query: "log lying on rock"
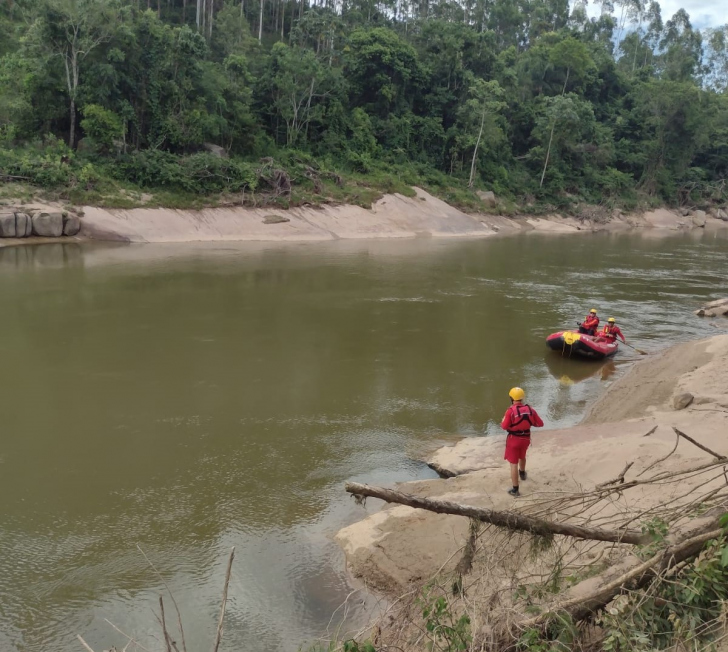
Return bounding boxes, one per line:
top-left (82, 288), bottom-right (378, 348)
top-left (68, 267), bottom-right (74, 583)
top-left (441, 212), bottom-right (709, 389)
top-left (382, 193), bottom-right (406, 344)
top-left (345, 482), bottom-right (649, 545)
top-left (518, 505), bottom-right (727, 627)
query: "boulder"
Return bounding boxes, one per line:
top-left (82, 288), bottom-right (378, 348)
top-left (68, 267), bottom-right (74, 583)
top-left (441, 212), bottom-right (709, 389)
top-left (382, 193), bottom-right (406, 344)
top-left (32, 212), bottom-right (63, 237)
top-left (672, 392), bottom-right (694, 410)
top-left (263, 214), bottom-right (290, 224)
top-left (716, 208), bottom-right (728, 221)
top-left (14, 212), bottom-right (31, 237)
top-left (476, 190), bottom-right (497, 208)
top-left (695, 298), bottom-right (728, 318)
top-left (692, 210), bottom-right (707, 227)
top-left (62, 213), bottom-right (81, 236)
top-left (203, 142), bottom-right (228, 158)
top-left (0, 212), bottom-right (16, 237)
top-left (679, 208), bottom-right (691, 217)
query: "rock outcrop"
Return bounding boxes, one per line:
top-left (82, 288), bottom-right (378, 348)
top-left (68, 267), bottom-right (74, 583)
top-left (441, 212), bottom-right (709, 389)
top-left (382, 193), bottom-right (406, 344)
top-left (0, 212), bottom-right (16, 237)
top-left (32, 212), bottom-right (64, 237)
top-left (62, 213), bottom-right (81, 236)
top-left (695, 298), bottom-right (728, 318)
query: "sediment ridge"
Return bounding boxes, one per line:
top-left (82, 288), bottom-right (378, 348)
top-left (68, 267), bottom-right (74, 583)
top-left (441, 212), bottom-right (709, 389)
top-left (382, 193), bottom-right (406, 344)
top-left (0, 188), bottom-right (727, 245)
top-left (335, 333), bottom-right (728, 596)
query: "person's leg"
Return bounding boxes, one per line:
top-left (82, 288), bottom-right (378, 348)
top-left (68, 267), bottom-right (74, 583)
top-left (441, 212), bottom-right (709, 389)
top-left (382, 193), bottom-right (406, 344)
top-left (519, 455), bottom-right (527, 480)
top-left (510, 463), bottom-right (519, 488)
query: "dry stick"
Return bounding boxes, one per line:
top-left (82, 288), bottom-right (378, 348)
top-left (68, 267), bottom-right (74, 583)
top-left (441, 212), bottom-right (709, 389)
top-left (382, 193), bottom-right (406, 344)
top-left (673, 427), bottom-right (727, 461)
top-left (160, 596), bottom-right (173, 652)
top-left (596, 462), bottom-right (635, 489)
top-left (137, 544), bottom-right (188, 652)
top-left (636, 429), bottom-right (680, 478)
top-left (213, 546), bottom-right (236, 652)
top-left (520, 525), bottom-right (724, 628)
top-left (103, 618), bottom-right (154, 652)
top-left (345, 482), bottom-right (649, 545)
top-left (76, 635), bottom-right (96, 652)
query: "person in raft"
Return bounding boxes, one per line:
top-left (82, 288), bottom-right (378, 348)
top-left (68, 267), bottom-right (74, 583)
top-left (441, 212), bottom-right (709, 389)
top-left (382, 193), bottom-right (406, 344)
top-left (501, 387), bottom-right (544, 497)
top-left (578, 308), bottom-right (600, 336)
top-left (598, 317), bottom-right (626, 344)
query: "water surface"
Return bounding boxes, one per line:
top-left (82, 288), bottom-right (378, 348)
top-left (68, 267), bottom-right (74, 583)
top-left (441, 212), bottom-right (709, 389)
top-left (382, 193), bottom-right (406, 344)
top-left (0, 231), bottom-right (726, 652)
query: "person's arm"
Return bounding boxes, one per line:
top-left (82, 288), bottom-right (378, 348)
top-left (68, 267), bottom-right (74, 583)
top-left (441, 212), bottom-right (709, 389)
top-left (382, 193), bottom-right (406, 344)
top-left (501, 410), bottom-right (512, 430)
top-left (618, 328), bottom-right (626, 343)
top-left (531, 409), bottom-right (545, 428)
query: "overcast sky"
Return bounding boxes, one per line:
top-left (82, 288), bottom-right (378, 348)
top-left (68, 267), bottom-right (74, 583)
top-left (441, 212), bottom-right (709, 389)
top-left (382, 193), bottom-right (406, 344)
top-left (586, 0), bottom-right (725, 30)
top-left (658, 0), bottom-right (724, 28)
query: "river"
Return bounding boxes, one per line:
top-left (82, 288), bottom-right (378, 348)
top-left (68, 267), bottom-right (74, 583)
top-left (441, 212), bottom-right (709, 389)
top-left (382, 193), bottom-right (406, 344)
top-left (0, 231), bottom-right (726, 652)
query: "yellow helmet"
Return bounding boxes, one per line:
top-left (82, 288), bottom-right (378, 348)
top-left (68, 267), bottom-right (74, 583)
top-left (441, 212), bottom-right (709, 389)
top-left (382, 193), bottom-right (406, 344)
top-left (608, 317), bottom-right (616, 323)
top-left (590, 308), bottom-right (597, 314)
top-left (509, 387), bottom-right (525, 401)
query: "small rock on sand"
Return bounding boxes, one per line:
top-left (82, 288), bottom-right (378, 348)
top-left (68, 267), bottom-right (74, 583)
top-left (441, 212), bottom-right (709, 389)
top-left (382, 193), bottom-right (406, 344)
top-left (672, 392), bottom-right (694, 410)
top-left (263, 215), bottom-right (290, 224)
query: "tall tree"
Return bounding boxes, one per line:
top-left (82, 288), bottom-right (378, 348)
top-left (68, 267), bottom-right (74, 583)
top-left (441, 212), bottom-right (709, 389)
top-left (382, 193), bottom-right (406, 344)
top-left (28, 0), bottom-right (120, 147)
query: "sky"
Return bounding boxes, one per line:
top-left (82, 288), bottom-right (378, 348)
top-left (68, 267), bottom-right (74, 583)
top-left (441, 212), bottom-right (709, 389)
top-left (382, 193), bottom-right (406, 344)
top-left (657, 0), bottom-right (724, 29)
top-left (585, 0), bottom-right (725, 30)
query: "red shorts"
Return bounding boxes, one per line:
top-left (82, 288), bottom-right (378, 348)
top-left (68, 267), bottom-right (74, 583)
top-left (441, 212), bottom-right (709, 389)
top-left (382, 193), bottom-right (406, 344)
top-left (504, 435), bottom-right (531, 464)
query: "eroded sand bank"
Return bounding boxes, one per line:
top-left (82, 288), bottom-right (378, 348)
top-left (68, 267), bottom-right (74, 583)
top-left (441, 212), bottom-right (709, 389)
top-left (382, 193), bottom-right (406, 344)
top-left (74, 189), bottom-right (728, 243)
top-left (336, 334), bottom-right (728, 596)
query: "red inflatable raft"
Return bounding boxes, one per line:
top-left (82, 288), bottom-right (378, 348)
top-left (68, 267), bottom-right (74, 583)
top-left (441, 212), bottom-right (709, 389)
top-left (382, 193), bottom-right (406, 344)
top-left (546, 330), bottom-right (619, 360)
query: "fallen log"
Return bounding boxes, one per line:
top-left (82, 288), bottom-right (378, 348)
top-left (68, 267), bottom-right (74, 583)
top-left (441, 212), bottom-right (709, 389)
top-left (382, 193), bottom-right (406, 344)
top-left (518, 506), bottom-right (727, 628)
top-left (345, 482), bottom-right (649, 545)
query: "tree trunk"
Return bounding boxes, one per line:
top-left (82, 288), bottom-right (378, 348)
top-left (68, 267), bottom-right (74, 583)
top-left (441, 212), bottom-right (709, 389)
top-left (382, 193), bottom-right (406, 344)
top-left (468, 100), bottom-right (487, 188)
top-left (69, 98), bottom-right (76, 149)
top-left (540, 66), bottom-right (569, 188)
top-left (345, 482), bottom-right (648, 545)
top-left (258, 0), bottom-right (264, 42)
top-left (519, 507), bottom-right (727, 628)
top-left (539, 120), bottom-right (556, 188)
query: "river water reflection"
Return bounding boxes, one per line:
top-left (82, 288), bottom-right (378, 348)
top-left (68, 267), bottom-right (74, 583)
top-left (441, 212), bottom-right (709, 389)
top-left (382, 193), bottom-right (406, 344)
top-left (0, 231), bottom-right (726, 652)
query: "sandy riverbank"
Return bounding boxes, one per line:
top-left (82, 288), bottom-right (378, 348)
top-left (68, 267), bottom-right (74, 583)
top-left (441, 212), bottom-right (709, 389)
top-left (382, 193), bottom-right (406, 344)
top-left (0, 188), bottom-right (726, 245)
top-left (335, 334), bottom-right (728, 596)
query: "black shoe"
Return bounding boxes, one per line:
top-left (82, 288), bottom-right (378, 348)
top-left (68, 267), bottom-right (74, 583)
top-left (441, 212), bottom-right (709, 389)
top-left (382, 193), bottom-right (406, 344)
top-left (519, 470), bottom-right (527, 481)
top-left (507, 487), bottom-right (520, 497)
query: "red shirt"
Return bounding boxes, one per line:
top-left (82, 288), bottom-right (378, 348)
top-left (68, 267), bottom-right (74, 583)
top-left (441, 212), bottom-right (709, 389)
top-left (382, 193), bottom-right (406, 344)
top-left (582, 315), bottom-right (600, 331)
top-left (601, 324), bottom-right (625, 342)
top-left (501, 403), bottom-right (544, 433)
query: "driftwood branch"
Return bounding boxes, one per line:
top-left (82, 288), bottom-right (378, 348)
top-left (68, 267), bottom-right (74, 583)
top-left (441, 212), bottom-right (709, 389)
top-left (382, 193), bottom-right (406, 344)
top-left (212, 546), bottom-right (235, 652)
top-left (76, 635), bottom-right (95, 652)
top-left (673, 427), bottom-right (727, 461)
top-left (160, 596), bottom-right (173, 652)
top-left (597, 462), bottom-right (634, 488)
top-left (519, 508), bottom-right (726, 628)
top-left (137, 545), bottom-right (188, 652)
top-left (345, 482), bottom-right (648, 545)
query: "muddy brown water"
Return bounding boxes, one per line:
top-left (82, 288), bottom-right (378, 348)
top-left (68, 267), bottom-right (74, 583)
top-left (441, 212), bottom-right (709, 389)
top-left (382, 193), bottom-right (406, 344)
top-left (0, 231), bottom-right (727, 652)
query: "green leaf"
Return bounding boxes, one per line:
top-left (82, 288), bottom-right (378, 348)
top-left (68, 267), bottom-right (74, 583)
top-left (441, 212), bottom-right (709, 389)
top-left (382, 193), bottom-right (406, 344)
top-left (720, 546), bottom-right (728, 567)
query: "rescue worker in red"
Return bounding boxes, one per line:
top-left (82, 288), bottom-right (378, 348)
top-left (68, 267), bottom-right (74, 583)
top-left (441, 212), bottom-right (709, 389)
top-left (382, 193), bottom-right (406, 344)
top-left (598, 317), bottom-right (626, 344)
top-left (500, 387), bottom-right (544, 497)
top-left (578, 308), bottom-right (600, 336)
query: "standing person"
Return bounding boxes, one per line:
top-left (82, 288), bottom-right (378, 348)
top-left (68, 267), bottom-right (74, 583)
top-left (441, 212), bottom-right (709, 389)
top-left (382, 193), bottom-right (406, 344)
top-left (501, 387), bottom-right (544, 497)
top-left (598, 317), bottom-right (626, 343)
top-left (578, 309), bottom-right (600, 336)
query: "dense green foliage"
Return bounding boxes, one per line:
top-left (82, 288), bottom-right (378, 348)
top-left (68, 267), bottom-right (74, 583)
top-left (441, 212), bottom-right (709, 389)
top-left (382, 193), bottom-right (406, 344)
top-left (0, 0), bottom-right (726, 208)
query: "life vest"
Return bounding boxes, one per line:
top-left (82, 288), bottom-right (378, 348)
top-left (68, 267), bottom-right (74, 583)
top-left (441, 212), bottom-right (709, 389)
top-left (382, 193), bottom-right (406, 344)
top-left (602, 324), bottom-right (616, 337)
top-left (507, 404), bottom-right (534, 436)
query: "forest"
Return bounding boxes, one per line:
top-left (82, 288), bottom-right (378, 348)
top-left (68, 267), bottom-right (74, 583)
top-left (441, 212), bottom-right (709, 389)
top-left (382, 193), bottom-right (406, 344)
top-left (0, 0), bottom-right (726, 210)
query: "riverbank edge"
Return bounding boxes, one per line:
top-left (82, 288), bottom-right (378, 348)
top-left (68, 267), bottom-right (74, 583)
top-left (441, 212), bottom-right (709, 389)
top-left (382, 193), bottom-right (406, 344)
top-left (1, 187), bottom-right (726, 246)
top-left (335, 333), bottom-right (728, 597)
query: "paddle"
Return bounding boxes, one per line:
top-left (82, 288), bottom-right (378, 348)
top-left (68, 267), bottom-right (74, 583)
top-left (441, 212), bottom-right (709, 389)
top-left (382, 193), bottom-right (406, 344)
top-left (622, 340), bottom-right (648, 356)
